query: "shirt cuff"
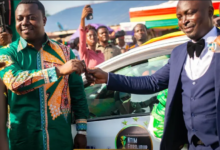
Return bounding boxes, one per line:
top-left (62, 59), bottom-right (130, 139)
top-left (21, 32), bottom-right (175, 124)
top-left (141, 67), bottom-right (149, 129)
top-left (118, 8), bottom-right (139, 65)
top-left (76, 119), bottom-right (87, 131)
top-left (77, 131), bottom-right (87, 136)
top-left (42, 67), bottom-right (58, 84)
top-left (107, 73), bottom-right (110, 85)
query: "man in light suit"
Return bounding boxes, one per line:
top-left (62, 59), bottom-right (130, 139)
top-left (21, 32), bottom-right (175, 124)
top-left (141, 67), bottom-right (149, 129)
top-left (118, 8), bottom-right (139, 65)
top-left (86, 1), bottom-right (220, 150)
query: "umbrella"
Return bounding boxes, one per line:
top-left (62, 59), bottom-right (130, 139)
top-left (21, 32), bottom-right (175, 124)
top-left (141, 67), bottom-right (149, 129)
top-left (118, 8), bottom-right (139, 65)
top-left (70, 30), bottom-right (80, 42)
top-left (69, 23), bottom-right (114, 41)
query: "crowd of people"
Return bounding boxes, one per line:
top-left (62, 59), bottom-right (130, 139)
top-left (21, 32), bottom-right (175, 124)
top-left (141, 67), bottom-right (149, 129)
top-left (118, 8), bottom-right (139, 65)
top-left (56, 5), bottom-right (151, 69)
top-left (55, 3), bottom-right (220, 70)
top-left (50, 2), bottom-right (220, 71)
top-left (0, 2), bottom-right (155, 69)
top-left (1, 0), bottom-right (220, 150)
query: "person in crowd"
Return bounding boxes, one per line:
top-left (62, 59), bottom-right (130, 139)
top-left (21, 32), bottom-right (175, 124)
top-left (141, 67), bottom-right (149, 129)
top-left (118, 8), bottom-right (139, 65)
top-left (86, 0), bottom-right (220, 150)
top-left (0, 62), bottom-right (8, 150)
top-left (0, 26), bottom-right (13, 48)
top-left (79, 5), bottom-right (104, 68)
top-left (213, 15), bottom-right (220, 27)
top-left (129, 23), bottom-right (148, 49)
top-left (213, 4), bottom-right (220, 27)
top-left (128, 36), bottom-right (137, 48)
top-left (96, 26), bottom-right (121, 61)
top-left (70, 37), bottom-right (80, 60)
top-left (213, 5), bottom-right (220, 27)
top-left (116, 35), bottom-right (129, 53)
top-left (0, 0), bottom-right (89, 150)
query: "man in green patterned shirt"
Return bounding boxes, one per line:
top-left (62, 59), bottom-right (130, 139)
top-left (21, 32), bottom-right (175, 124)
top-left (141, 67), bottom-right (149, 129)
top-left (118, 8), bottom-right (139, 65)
top-left (0, 0), bottom-right (89, 150)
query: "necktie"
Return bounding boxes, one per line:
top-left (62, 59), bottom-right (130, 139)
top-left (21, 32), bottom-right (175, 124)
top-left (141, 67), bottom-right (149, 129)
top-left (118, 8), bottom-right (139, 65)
top-left (187, 39), bottom-right (205, 58)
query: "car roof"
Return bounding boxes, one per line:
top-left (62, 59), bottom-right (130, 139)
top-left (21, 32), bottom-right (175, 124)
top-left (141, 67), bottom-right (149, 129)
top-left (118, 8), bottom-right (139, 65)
top-left (82, 32), bottom-right (189, 84)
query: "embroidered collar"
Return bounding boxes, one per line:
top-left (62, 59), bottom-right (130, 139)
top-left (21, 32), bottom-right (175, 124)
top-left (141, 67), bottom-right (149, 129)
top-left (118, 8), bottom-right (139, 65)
top-left (17, 34), bottom-right (50, 52)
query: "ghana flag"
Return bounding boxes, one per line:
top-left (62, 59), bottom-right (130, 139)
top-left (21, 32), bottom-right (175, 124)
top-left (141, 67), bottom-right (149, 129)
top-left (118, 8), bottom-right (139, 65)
top-left (129, 1), bottom-right (220, 29)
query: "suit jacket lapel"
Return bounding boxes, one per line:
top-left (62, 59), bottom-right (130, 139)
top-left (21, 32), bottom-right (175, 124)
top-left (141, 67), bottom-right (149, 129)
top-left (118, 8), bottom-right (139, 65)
top-left (215, 28), bottom-right (220, 106)
top-left (214, 53), bottom-right (220, 106)
top-left (166, 44), bottom-right (187, 118)
top-left (166, 27), bottom-right (220, 110)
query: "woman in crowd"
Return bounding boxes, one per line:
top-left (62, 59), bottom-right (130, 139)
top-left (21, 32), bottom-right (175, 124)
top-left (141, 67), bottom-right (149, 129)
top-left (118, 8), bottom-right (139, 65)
top-left (70, 37), bottom-right (80, 60)
top-left (79, 5), bottom-right (104, 68)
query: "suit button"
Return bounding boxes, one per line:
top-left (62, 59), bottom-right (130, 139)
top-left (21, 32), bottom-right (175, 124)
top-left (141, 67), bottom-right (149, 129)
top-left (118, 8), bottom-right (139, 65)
top-left (192, 129), bottom-right (196, 132)
top-left (191, 97), bottom-right (194, 101)
top-left (191, 113), bottom-right (195, 117)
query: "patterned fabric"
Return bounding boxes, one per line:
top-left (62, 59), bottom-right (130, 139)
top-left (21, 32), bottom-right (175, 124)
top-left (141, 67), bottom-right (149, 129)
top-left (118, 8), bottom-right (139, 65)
top-left (0, 36), bottom-right (89, 150)
top-left (47, 67), bottom-right (58, 83)
top-left (152, 89), bottom-right (168, 138)
top-left (76, 123), bottom-right (87, 131)
top-left (0, 55), bottom-right (14, 70)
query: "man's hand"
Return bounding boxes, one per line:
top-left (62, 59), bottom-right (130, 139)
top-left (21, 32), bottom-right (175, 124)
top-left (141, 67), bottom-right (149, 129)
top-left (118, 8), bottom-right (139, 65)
top-left (73, 134), bottom-right (87, 149)
top-left (86, 68), bottom-right (108, 85)
top-left (81, 5), bottom-right (93, 20)
top-left (0, 32), bottom-right (11, 46)
top-left (56, 59), bottom-right (85, 76)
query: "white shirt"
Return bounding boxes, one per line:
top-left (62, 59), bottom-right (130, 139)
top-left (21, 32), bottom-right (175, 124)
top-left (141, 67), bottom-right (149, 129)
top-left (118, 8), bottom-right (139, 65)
top-left (184, 27), bottom-right (218, 80)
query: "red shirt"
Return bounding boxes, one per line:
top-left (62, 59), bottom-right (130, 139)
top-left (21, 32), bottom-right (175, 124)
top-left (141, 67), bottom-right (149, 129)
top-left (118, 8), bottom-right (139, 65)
top-left (79, 25), bottom-right (105, 68)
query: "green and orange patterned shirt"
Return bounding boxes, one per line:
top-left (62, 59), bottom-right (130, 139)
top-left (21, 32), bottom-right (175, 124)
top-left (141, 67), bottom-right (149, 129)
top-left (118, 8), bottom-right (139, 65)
top-left (0, 36), bottom-right (89, 150)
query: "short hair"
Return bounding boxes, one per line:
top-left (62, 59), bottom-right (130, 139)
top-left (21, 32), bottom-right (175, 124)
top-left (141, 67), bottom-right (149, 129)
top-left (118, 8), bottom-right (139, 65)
top-left (97, 26), bottom-right (109, 33)
top-left (74, 37), bottom-right (79, 46)
top-left (5, 25), bottom-right (12, 35)
top-left (86, 25), bottom-right (97, 33)
top-left (70, 37), bottom-right (79, 50)
top-left (133, 23), bottom-right (147, 32)
top-left (16, 0), bottom-right (46, 17)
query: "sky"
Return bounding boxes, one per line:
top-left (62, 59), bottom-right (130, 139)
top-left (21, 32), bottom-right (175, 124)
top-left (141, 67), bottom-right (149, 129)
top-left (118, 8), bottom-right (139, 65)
top-left (41, 1), bottom-right (106, 15)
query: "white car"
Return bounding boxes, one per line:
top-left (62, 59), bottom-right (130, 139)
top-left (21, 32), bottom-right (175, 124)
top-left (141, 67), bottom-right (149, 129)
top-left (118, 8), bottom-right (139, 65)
top-left (72, 33), bottom-right (189, 149)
